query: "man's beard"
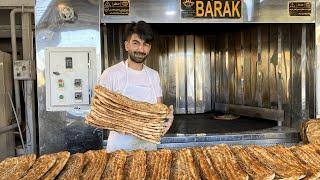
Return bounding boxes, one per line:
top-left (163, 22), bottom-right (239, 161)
top-left (128, 51), bottom-right (148, 63)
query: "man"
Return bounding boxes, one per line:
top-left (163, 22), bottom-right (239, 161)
top-left (99, 21), bottom-right (174, 152)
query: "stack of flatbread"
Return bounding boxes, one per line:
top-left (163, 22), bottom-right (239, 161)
top-left (85, 85), bottom-right (169, 144)
top-left (301, 119), bottom-right (320, 144)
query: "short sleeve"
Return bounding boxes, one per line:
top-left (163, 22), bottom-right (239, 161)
top-left (154, 72), bottom-right (163, 97)
top-left (99, 69), bottom-right (113, 91)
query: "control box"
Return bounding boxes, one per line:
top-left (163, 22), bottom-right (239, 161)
top-left (45, 47), bottom-right (96, 111)
top-left (13, 60), bottom-right (36, 80)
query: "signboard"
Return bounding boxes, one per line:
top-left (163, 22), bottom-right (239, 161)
top-left (289, 2), bottom-right (311, 16)
top-left (103, 0), bottom-right (130, 15)
top-left (181, 0), bottom-right (241, 18)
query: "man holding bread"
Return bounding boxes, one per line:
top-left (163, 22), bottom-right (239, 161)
top-left (99, 21), bottom-right (174, 152)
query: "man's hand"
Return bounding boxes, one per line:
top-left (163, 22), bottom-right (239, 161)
top-left (162, 105), bottom-right (174, 135)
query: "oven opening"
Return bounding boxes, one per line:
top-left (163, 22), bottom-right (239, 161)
top-left (102, 23), bottom-right (315, 147)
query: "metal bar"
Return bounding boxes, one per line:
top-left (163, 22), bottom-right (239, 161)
top-left (282, 24), bottom-right (292, 127)
top-left (277, 26), bottom-right (283, 126)
top-left (210, 36), bottom-right (215, 109)
top-left (307, 24), bottom-right (316, 118)
top-left (186, 35), bottom-right (194, 113)
top-left (204, 36), bottom-right (211, 112)
top-left (316, 0), bottom-right (320, 118)
top-left (301, 24), bottom-right (307, 119)
top-left (0, 0), bottom-right (34, 7)
top-left (250, 28), bottom-right (258, 106)
top-left (215, 103), bottom-right (285, 121)
top-left (22, 11), bottom-right (36, 154)
top-left (291, 24), bottom-right (303, 128)
top-left (8, 92), bottom-right (25, 153)
top-left (10, 8), bottom-right (34, 154)
top-left (195, 35), bottom-right (206, 113)
top-left (243, 30), bottom-right (251, 105)
top-left (261, 25), bottom-right (270, 108)
top-left (102, 25), bottom-right (109, 69)
top-left (175, 36), bottom-right (186, 114)
top-left (269, 25), bottom-right (278, 109)
top-left (0, 123), bottom-right (18, 135)
top-left (228, 33), bottom-right (235, 105)
top-left (224, 34), bottom-right (229, 105)
top-left (257, 26), bottom-right (262, 107)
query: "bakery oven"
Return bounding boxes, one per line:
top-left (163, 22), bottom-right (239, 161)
top-left (101, 1), bottom-right (317, 148)
top-left (35, 0), bottom-right (320, 154)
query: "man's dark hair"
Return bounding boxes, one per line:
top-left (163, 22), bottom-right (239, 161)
top-left (124, 21), bottom-right (153, 43)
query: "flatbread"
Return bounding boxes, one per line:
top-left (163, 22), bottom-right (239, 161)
top-left (94, 96), bottom-right (167, 119)
top-left (92, 98), bottom-right (164, 123)
top-left (124, 150), bottom-right (146, 180)
top-left (101, 150), bottom-right (127, 180)
top-left (191, 147), bottom-right (221, 180)
top-left (20, 153), bottom-right (56, 180)
top-left (90, 110), bottom-right (163, 133)
top-left (170, 148), bottom-right (201, 180)
top-left (85, 115), bottom-right (161, 144)
top-left (146, 149), bottom-right (172, 180)
top-left (232, 146), bottom-right (275, 180)
top-left (41, 151), bottom-right (70, 180)
top-left (56, 153), bottom-right (84, 180)
top-left (247, 145), bottom-right (305, 179)
top-left (81, 149), bottom-right (108, 180)
top-left (0, 154), bottom-right (36, 180)
top-left (205, 144), bottom-right (249, 180)
top-left (95, 85), bottom-right (169, 114)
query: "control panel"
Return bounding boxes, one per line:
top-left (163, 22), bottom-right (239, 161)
top-left (45, 47), bottom-right (96, 111)
top-left (13, 60), bottom-right (36, 80)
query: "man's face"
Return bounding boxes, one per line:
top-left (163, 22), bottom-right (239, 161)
top-left (125, 33), bottom-right (151, 63)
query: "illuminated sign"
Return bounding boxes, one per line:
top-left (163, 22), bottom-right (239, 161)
top-left (289, 2), bottom-right (311, 16)
top-left (103, 0), bottom-right (130, 16)
top-left (181, 0), bottom-right (241, 18)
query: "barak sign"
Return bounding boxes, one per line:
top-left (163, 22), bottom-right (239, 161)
top-left (181, 0), bottom-right (241, 18)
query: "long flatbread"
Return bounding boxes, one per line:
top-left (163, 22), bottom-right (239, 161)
top-left (85, 116), bottom-right (161, 144)
top-left (146, 149), bottom-right (172, 180)
top-left (56, 153), bottom-right (84, 180)
top-left (101, 150), bottom-right (127, 180)
top-left (170, 148), bottom-right (201, 180)
top-left (91, 108), bottom-right (164, 132)
top-left (81, 149), bottom-right (108, 180)
top-left (0, 154), bottom-right (36, 180)
top-left (205, 144), bottom-right (248, 180)
top-left (247, 145), bottom-right (306, 179)
top-left (124, 150), bottom-right (146, 180)
top-left (267, 145), bottom-right (320, 180)
top-left (231, 146), bottom-right (275, 180)
top-left (290, 144), bottom-right (320, 178)
top-left (191, 148), bottom-right (220, 180)
top-left (20, 153), bottom-right (56, 180)
top-left (95, 85), bottom-right (169, 114)
top-left (93, 99), bottom-right (163, 124)
top-left (95, 95), bottom-right (167, 119)
top-left (41, 151), bottom-right (70, 180)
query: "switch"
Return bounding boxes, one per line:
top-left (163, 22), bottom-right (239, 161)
top-left (75, 92), bottom-right (82, 101)
top-left (58, 79), bottom-right (64, 88)
top-left (59, 94), bottom-right (64, 100)
top-left (74, 79), bottom-right (82, 88)
top-left (65, 57), bottom-right (73, 69)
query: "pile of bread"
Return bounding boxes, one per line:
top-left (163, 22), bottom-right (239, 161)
top-left (301, 119), bottom-right (320, 144)
top-left (1, 143), bottom-right (320, 180)
top-left (85, 85), bottom-right (169, 144)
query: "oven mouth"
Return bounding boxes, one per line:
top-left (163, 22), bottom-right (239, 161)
top-left (167, 112), bottom-right (278, 134)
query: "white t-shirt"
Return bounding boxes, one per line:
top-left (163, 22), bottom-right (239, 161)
top-left (99, 61), bottom-right (162, 98)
